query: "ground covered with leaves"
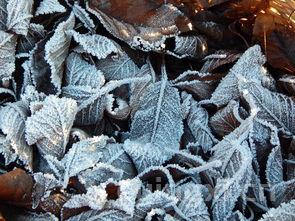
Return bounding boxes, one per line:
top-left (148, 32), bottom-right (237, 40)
top-left (0, 0), bottom-right (295, 220)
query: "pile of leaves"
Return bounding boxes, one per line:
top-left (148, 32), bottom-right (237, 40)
top-left (0, 0), bottom-right (295, 220)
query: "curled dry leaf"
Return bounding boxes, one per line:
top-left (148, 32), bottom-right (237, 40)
top-left (87, 0), bottom-right (192, 51)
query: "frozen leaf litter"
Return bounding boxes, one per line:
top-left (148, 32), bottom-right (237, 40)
top-left (0, 0), bottom-right (295, 220)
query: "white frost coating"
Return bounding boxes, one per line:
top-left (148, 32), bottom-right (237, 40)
top-left (64, 185), bottom-right (107, 210)
top-left (72, 3), bottom-right (95, 30)
top-left (266, 145), bottom-right (283, 188)
top-left (35, 0), bottom-right (66, 16)
top-left (175, 182), bottom-right (210, 221)
top-left (63, 67), bottom-right (150, 125)
top-left (259, 199), bottom-right (295, 221)
top-left (212, 142), bottom-right (253, 221)
top-left (25, 95), bottom-right (78, 159)
top-left (6, 0), bottom-right (33, 35)
top-left (96, 52), bottom-right (140, 81)
top-left (187, 98), bottom-right (217, 152)
top-left (61, 136), bottom-right (111, 186)
top-left (240, 80), bottom-right (295, 135)
top-left (0, 101), bottom-right (32, 170)
top-left (134, 190), bottom-right (178, 219)
top-left (45, 13), bottom-right (75, 92)
top-left (129, 77), bottom-right (183, 149)
top-left (210, 116), bottom-right (255, 221)
top-left (78, 162), bottom-right (124, 188)
top-left (0, 31), bottom-right (17, 82)
top-left (65, 53), bottom-right (105, 88)
top-left (204, 45), bottom-right (266, 107)
top-left (68, 30), bottom-right (120, 59)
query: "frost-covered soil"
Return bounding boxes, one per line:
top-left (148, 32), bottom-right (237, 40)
top-left (0, 0), bottom-right (295, 220)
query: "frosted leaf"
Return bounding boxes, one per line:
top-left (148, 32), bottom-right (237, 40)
top-left (68, 30), bottom-right (120, 59)
top-left (63, 185), bottom-right (107, 210)
top-left (0, 31), bottom-right (17, 82)
top-left (65, 53), bottom-right (105, 88)
top-left (205, 45), bottom-right (266, 107)
top-left (124, 140), bottom-right (175, 173)
top-left (0, 0), bottom-right (8, 30)
top-left (104, 178), bottom-right (141, 216)
top-left (228, 211), bottom-right (248, 221)
top-left (87, 3), bottom-right (190, 51)
top-left (209, 100), bottom-right (248, 137)
top-left (187, 99), bottom-right (217, 152)
top-left (100, 142), bottom-right (137, 179)
top-left (241, 81), bottom-right (295, 135)
top-left (96, 52), bottom-right (140, 81)
top-left (78, 163), bottom-right (123, 189)
top-left (129, 63), bottom-right (152, 117)
top-left (167, 36), bottom-right (208, 58)
top-left (210, 114), bottom-right (255, 178)
top-left (72, 3), bottom-right (95, 31)
top-left (6, 0), bottom-right (33, 35)
top-left (269, 179), bottom-right (295, 207)
top-left (21, 85), bottom-right (46, 105)
top-left (45, 13), bottom-right (75, 91)
top-left (130, 77), bottom-right (183, 150)
top-left (0, 134), bottom-right (17, 165)
top-left (25, 95), bottom-right (78, 159)
top-left (11, 212), bottom-right (58, 221)
top-left (61, 136), bottom-right (108, 186)
top-left (63, 70), bottom-right (149, 125)
top-left (248, 119), bottom-right (277, 173)
top-left (32, 172), bottom-right (61, 209)
top-left (35, 0), bottom-right (66, 16)
top-left (17, 23), bottom-right (46, 55)
top-left (66, 210), bottom-right (128, 221)
top-left (266, 146), bottom-right (283, 187)
top-left (248, 173), bottom-right (268, 210)
top-left (259, 199), bottom-right (295, 221)
top-left (212, 142), bottom-right (253, 221)
top-left (0, 101), bottom-right (32, 169)
top-left (174, 182), bottom-right (210, 221)
top-left (209, 116), bottom-right (255, 220)
top-left (43, 154), bottom-right (64, 179)
top-left (172, 70), bottom-right (216, 100)
top-left (134, 190), bottom-right (178, 220)
top-left (63, 85), bottom-right (107, 126)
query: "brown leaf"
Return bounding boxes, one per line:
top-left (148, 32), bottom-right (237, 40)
top-left (215, 0), bottom-right (267, 20)
top-left (200, 50), bottom-right (241, 73)
top-left (39, 193), bottom-right (69, 216)
top-left (253, 1), bottom-right (295, 74)
top-left (88, 0), bottom-right (192, 51)
top-left (209, 100), bottom-right (247, 137)
top-left (0, 169), bottom-right (33, 207)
